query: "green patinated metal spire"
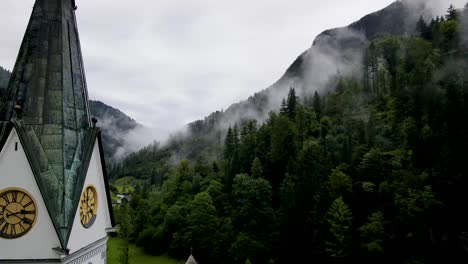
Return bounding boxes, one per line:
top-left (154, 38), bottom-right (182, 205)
top-left (0, 0), bottom-right (97, 247)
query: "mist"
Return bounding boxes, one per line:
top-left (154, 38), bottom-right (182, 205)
top-left (105, 0), bottom-right (468, 161)
top-left (92, 107), bottom-right (164, 162)
top-left (403, 0), bottom-right (466, 17)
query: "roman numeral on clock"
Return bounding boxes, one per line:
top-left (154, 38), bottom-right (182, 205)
top-left (19, 222), bottom-right (26, 232)
top-left (11, 191), bottom-right (18, 202)
top-left (22, 200), bottom-right (34, 208)
top-left (22, 218), bottom-right (34, 225)
top-left (1, 222), bottom-right (10, 234)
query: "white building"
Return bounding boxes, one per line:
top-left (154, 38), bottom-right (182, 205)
top-left (0, 0), bottom-right (115, 263)
top-left (185, 255), bottom-right (198, 264)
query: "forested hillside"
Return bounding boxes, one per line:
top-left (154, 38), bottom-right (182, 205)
top-left (108, 0), bottom-right (437, 180)
top-left (112, 3), bottom-right (468, 263)
top-left (110, 0), bottom-right (435, 166)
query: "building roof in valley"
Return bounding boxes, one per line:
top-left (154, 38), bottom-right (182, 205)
top-left (185, 255), bottom-right (198, 264)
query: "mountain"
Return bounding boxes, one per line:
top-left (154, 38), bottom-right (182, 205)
top-left (112, 2), bottom-right (468, 263)
top-left (214, 1), bottom-right (438, 120)
top-left (154, 0), bottom-right (433, 162)
top-left (110, 0), bottom-right (437, 176)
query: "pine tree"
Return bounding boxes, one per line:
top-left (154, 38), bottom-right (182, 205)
top-left (369, 42), bottom-right (379, 92)
top-left (247, 120), bottom-right (257, 134)
top-left (286, 87), bottom-right (298, 119)
top-left (119, 204), bottom-right (134, 264)
top-left (446, 4), bottom-right (458, 21)
top-left (312, 91), bottom-right (322, 117)
top-left (241, 125), bottom-right (249, 138)
top-left (416, 16), bottom-right (428, 39)
top-left (327, 169), bottom-right (352, 198)
top-left (224, 127), bottom-right (235, 159)
top-left (233, 124), bottom-right (240, 148)
top-left (280, 98), bottom-right (288, 116)
top-left (224, 125), bottom-right (242, 192)
top-left (189, 192), bottom-right (218, 261)
top-left (251, 157), bottom-right (263, 178)
top-left (226, 124), bottom-right (241, 176)
top-left (225, 125), bottom-right (240, 161)
top-left (362, 48), bottom-right (371, 92)
top-left (325, 197), bottom-right (352, 257)
top-left (359, 211), bottom-right (385, 254)
top-left (239, 122), bottom-right (258, 173)
top-left (380, 37), bottom-right (400, 92)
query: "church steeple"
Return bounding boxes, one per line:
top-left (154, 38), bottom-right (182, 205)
top-left (0, 0), bottom-right (96, 248)
top-left (0, 0), bottom-right (91, 126)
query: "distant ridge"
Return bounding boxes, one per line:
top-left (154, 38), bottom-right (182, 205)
top-left (89, 100), bottom-right (143, 163)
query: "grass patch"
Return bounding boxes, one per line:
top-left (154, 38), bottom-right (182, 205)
top-left (113, 176), bottom-right (146, 194)
top-left (111, 192), bottom-right (120, 201)
top-left (107, 237), bottom-right (183, 264)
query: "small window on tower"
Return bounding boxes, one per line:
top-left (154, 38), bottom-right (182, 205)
top-left (15, 142), bottom-right (18, 151)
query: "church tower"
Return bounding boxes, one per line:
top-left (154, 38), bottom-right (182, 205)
top-left (0, 0), bottom-right (115, 263)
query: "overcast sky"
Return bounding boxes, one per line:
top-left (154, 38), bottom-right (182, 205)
top-left (0, 0), bottom-right (463, 140)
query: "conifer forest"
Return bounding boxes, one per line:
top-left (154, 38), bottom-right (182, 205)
top-left (106, 5), bottom-right (468, 263)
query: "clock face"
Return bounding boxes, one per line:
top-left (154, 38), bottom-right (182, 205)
top-left (0, 188), bottom-right (37, 239)
top-left (79, 185), bottom-right (98, 228)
